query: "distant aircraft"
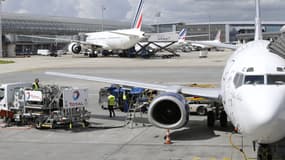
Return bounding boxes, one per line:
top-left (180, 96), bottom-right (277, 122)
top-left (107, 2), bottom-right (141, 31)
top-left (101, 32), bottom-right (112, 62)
top-left (189, 30), bottom-right (223, 50)
top-left (20, 0), bottom-right (145, 57)
top-left (188, 29), bottom-right (238, 50)
top-left (46, 0), bottom-right (285, 159)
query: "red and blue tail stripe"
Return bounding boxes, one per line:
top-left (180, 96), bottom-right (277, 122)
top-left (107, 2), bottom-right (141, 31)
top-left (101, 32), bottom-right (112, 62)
top-left (178, 28), bottom-right (187, 40)
top-left (132, 0), bottom-right (144, 30)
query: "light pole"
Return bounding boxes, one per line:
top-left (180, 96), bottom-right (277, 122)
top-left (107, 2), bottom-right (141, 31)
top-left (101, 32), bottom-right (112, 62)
top-left (155, 12), bottom-right (161, 33)
top-left (208, 15), bottom-right (211, 40)
top-left (101, 5), bottom-right (106, 31)
top-left (0, 0), bottom-right (4, 58)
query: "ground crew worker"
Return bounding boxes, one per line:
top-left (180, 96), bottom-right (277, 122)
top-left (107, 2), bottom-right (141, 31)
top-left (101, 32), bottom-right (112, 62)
top-left (123, 91), bottom-right (128, 112)
top-left (32, 78), bottom-right (40, 91)
top-left (108, 93), bottom-right (116, 117)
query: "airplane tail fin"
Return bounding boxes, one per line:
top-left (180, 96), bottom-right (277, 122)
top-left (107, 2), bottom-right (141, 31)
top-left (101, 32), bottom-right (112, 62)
top-left (178, 28), bottom-right (187, 41)
top-left (254, 0), bottom-right (262, 40)
top-left (214, 30), bottom-right (221, 42)
top-left (131, 0), bottom-right (144, 30)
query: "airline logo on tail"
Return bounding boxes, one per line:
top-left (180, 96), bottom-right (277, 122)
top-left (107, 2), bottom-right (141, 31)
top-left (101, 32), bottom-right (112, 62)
top-left (178, 28), bottom-right (187, 40)
top-left (132, 0), bottom-right (144, 30)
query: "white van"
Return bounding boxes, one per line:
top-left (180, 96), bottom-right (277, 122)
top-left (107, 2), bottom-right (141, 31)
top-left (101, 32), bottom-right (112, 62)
top-left (37, 49), bottom-right (51, 56)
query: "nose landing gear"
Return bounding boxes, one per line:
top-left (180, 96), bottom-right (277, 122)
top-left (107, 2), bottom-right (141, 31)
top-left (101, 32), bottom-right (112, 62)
top-left (257, 144), bottom-right (272, 160)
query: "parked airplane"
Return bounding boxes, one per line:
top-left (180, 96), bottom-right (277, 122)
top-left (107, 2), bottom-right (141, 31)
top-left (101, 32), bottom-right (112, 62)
top-left (188, 29), bottom-right (238, 50)
top-left (20, 0), bottom-right (145, 57)
top-left (46, 0), bottom-right (285, 159)
top-left (188, 30), bottom-right (224, 50)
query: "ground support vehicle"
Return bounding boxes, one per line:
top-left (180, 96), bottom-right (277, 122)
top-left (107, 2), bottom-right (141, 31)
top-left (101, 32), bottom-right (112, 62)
top-left (99, 85), bottom-right (157, 112)
top-left (185, 83), bottom-right (227, 127)
top-left (0, 83), bottom-right (90, 129)
top-left (186, 97), bottom-right (210, 116)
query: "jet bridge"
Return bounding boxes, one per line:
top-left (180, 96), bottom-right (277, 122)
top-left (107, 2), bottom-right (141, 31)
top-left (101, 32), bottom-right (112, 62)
top-left (136, 32), bottom-right (180, 58)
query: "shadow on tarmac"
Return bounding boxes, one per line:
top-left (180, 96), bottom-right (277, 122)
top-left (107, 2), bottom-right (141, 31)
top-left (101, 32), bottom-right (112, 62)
top-left (171, 120), bottom-right (220, 141)
top-left (170, 119), bottom-right (236, 141)
top-left (91, 114), bottom-right (150, 124)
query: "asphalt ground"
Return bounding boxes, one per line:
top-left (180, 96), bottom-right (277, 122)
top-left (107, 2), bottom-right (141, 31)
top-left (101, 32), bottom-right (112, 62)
top-left (0, 51), bottom-right (284, 160)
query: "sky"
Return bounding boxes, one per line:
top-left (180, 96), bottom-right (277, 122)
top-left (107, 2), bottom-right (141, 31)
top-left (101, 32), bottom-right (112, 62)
top-left (2, 0), bottom-right (285, 25)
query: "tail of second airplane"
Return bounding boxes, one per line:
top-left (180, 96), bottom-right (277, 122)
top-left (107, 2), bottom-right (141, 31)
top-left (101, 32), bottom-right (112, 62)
top-left (178, 28), bottom-right (187, 40)
top-left (131, 0), bottom-right (144, 30)
top-left (178, 28), bottom-right (187, 42)
top-left (214, 30), bottom-right (221, 42)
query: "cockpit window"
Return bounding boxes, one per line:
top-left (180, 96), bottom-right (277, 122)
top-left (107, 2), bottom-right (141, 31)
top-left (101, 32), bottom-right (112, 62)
top-left (0, 88), bottom-right (4, 101)
top-left (244, 75), bottom-right (264, 85)
top-left (267, 75), bottom-right (285, 85)
top-left (233, 73), bottom-right (244, 88)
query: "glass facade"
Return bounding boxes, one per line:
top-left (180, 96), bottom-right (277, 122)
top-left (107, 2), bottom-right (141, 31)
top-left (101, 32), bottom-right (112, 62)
top-left (1, 13), bottom-right (153, 35)
top-left (154, 22), bottom-right (285, 43)
top-left (0, 13), bottom-right (154, 56)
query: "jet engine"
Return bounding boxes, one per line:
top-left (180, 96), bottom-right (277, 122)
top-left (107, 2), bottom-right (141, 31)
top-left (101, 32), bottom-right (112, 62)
top-left (148, 93), bottom-right (189, 129)
top-left (68, 42), bottom-right (82, 54)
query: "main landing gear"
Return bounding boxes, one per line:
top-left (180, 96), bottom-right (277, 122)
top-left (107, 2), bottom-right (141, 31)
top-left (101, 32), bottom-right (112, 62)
top-left (207, 103), bottom-right (228, 127)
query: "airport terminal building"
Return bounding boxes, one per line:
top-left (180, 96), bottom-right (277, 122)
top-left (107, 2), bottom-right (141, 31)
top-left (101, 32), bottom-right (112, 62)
top-left (154, 21), bottom-right (285, 43)
top-left (1, 13), bottom-right (153, 57)
top-left (1, 12), bottom-right (285, 57)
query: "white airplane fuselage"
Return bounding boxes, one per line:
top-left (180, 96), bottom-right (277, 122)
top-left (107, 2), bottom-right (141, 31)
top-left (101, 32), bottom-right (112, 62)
top-left (85, 29), bottom-right (144, 50)
top-left (222, 40), bottom-right (285, 144)
top-left (191, 40), bottom-right (221, 49)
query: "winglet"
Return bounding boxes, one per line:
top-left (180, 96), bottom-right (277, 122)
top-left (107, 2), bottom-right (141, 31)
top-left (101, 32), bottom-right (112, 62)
top-left (254, 0), bottom-right (262, 41)
top-left (132, 0), bottom-right (144, 30)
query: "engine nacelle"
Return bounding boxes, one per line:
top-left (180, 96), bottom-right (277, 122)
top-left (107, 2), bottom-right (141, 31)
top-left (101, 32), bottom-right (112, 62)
top-left (148, 93), bottom-right (189, 129)
top-left (68, 42), bottom-right (82, 54)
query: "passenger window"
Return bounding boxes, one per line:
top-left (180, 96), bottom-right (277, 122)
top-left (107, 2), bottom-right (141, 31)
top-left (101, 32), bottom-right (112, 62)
top-left (233, 73), bottom-right (244, 88)
top-left (267, 75), bottom-right (285, 85)
top-left (244, 75), bottom-right (264, 85)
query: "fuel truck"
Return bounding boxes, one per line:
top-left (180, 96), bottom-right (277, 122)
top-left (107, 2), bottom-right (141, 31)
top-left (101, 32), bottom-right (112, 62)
top-left (0, 82), bottom-right (90, 129)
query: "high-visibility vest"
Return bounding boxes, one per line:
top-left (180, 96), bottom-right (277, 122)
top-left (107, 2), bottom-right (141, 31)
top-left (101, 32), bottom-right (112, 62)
top-left (32, 82), bottom-right (39, 91)
top-left (123, 92), bottom-right (127, 100)
top-left (108, 95), bottom-right (116, 106)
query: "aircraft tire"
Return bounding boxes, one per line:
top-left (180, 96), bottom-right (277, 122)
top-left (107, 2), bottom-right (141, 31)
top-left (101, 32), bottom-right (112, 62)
top-left (220, 111), bottom-right (228, 127)
top-left (207, 111), bottom-right (215, 127)
top-left (257, 144), bottom-right (273, 160)
top-left (197, 106), bottom-right (206, 116)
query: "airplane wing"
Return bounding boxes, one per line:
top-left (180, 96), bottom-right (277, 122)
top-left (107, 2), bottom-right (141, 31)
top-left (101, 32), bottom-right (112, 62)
top-left (110, 31), bottom-right (140, 38)
top-left (45, 72), bottom-right (221, 100)
top-left (186, 34), bottom-right (209, 38)
top-left (189, 40), bottom-right (238, 50)
top-left (17, 35), bottom-right (104, 48)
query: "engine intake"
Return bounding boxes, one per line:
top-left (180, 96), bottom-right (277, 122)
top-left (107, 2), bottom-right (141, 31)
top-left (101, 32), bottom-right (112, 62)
top-left (148, 93), bottom-right (189, 129)
top-left (68, 42), bottom-right (82, 54)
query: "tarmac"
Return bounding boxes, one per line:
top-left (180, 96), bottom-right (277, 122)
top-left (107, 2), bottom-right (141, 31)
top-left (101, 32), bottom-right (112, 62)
top-left (0, 51), bottom-right (284, 160)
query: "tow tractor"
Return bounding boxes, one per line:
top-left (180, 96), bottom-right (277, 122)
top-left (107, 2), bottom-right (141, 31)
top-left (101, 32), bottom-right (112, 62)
top-left (0, 82), bottom-right (90, 129)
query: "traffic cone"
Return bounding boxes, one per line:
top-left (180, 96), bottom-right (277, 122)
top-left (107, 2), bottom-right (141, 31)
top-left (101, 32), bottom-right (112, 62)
top-left (164, 129), bottom-right (172, 144)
